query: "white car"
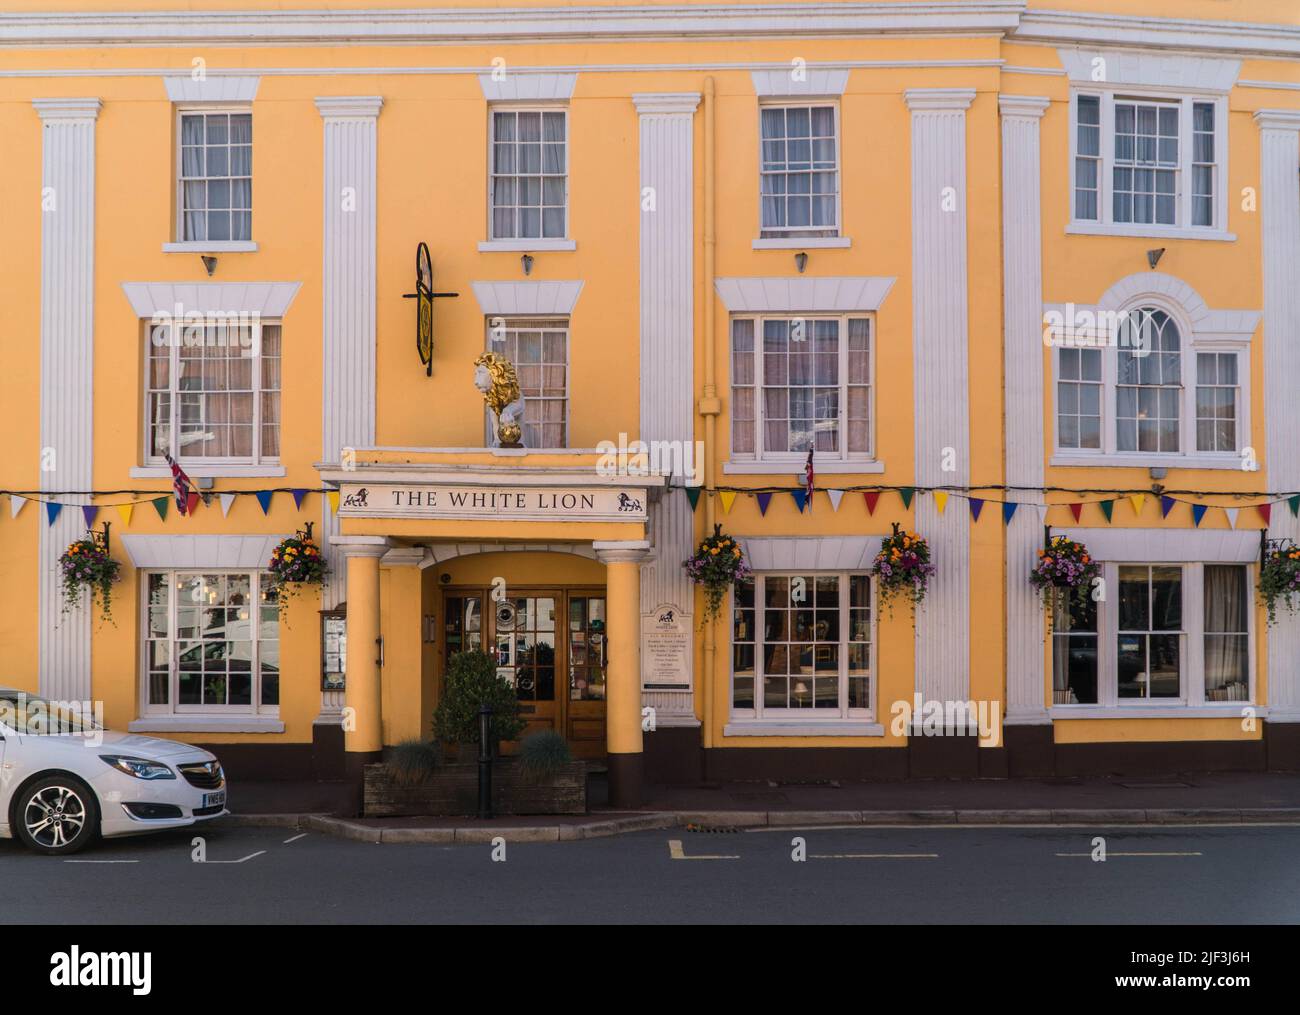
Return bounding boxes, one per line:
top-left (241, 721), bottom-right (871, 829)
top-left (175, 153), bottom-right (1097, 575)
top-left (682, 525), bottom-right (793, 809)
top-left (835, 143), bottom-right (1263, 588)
top-left (0, 688), bottom-right (228, 855)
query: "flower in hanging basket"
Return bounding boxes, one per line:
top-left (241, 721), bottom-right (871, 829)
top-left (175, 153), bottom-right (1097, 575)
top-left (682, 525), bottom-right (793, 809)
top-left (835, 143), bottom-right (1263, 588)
top-left (266, 523), bottom-right (328, 613)
top-left (872, 524), bottom-right (936, 614)
top-left (684, 525), bottom-right (751, 624)
top-left (1029, 535), bottom-right (1100, 610)
top-left (1259, 538), bottom-right (1300, 626)
top-left (59, 530), bottom-right (122, 624)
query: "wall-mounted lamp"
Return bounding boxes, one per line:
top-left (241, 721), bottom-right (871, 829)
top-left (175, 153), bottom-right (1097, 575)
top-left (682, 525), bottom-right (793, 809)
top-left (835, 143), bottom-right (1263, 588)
top-left (1146, 248), bottom-right (1166, 270)
top-left (200, 255), bottom-right (218, 277)
top-left (794, 251), bottom-right (808, 274)
top-left (520, 253), bottom-right (534, 276)
top-left (1149, 466), bottom-right (1167, 481)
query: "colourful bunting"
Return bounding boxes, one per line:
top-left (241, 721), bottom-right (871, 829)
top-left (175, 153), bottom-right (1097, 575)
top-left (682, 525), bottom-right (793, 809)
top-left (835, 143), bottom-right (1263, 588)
top-left (826, 489), bottom-right (844, 512)
top-left (934, 491), bottom-right (949, 514)
top-left (1191, 504), bottom-right (1208, 527)
top-left (82, 505), bottom-right (98, 529)
top-left (115, 503), bottom-right (134, 526)
top-left (1225, 507), bottom-right (1239, 530)
top-left (186, 492), bottom-right (200, 516)
top-left (1099, 500), bottom-right (1114, 523)
top-left (255, 491), bottom-right (275, 515)
top-left (152, 497), bottom-right (168, 521)
top-left (45, 502), bottom-right (62, 525)
top-left (10, 495), bottom-right (26, 519)
top-left (292, 488), bottom-right (309, 509)
top-left (1002, 502), bottom-right (1018, 525)
top-left (1160, 496), bottom-right (1176, 518)
top-left (899, 487), bottom-right (915, 509)
top-left (220, 493), bottom-right (237, 517)
top-left (755, 492), bottom-right (773, 516)
top-left (684, 487), bottom-right (701, 512)
top-left (863, 491), bottom-right (881, 515)
top-left (326, 491), bottom-right (340, 515)
top-left (1069, 502), bottom-right (1083, 522)
top-left (791, 490), bottom-right (807, 513)
top-left (1130, 494), bottom-right (1146, 516)
top-left (1290, 495), bottom-right (1300, 518)
top-left (1258, 503), bottom-right (1272, 525)
top-left (968, 497), bottom-right (984, 521)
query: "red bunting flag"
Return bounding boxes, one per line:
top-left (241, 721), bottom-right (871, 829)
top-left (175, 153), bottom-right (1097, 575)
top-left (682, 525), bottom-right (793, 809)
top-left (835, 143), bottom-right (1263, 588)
top-left (863, 491), bottom-right (881, 515)
top-left (1069, 502), bottom-right (1084, 522)
top-left (1258, 503), bottom-right (1272, 525)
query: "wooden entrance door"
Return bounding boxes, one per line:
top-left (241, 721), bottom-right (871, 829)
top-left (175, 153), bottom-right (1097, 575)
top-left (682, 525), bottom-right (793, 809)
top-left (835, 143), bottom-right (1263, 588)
top-left (441, 587), bottom-right (607, 758)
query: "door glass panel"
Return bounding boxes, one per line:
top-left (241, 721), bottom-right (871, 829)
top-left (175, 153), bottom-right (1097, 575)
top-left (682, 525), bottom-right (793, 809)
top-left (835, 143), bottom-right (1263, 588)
top-left (495, 596), bottom-right (557, 702)
top-left (569, 595), bottom-right (607, 700)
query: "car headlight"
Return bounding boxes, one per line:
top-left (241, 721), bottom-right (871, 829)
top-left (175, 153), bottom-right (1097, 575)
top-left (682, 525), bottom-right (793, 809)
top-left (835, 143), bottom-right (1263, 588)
top-left (99, 755), bottom-right (176, 780)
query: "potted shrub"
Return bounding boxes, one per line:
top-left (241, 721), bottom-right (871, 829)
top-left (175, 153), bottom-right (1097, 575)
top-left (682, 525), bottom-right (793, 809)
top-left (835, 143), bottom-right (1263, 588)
top-left (59, 527), bottom-right (122, 624)
top-left (384, 738), bottom-right (440, 786)
top-left (267, 522), bottom-right (328, 615)
top-left (516, 729), bottom-right (573, 784)
top-left (1259, 539), bottom-right (1300, 625)
top-left (684, 524), bottom-right (751, 624)
top-left (871, 523), bottom-right (936, 616)
top-left (433, 650), bottom-right (525, 760)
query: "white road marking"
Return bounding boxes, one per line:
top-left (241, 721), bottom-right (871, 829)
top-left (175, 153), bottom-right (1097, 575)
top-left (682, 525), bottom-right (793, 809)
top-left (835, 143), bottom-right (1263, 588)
top-left (283, 833), bottom-right (308, 844)
top-left (1056, 851), bottom-right (1203, 857)
top-left (668, 839), bottom-right (738, 860)
top-left (204, 850), bottom-right (267, 864)
top-left (64, 859), bottom-right (139, 864)
top-left (811, 853), bottom-right (938, 859)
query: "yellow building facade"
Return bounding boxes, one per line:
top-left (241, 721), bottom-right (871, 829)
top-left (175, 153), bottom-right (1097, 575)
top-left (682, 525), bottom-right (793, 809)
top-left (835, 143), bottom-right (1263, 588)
top-left (3, 0), bottom-right (1299, 809)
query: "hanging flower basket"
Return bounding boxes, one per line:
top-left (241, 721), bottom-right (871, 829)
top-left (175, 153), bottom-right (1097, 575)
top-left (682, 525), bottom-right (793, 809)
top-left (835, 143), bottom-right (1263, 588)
top-left (1259, 539), bottom-right (1300, 626)
top-left (872, 523), bottom-right (936, 615)
top-left (267, 522), bottom-right (328, 614)
top-left (1030, 534), bottom-right (1100, 612)
top-left (684, 524), bottom-right (751, 625)
top-left (59, 526), bottom-right (122, 624)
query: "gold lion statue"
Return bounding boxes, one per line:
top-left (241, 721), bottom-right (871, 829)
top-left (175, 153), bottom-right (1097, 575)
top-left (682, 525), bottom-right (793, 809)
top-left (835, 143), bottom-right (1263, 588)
top-left (474, 351), bottom-right (525, 447)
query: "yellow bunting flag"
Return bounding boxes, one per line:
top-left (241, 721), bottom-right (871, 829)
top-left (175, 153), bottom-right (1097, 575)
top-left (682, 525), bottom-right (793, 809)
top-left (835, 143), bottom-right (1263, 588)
top-left (326, 491), bottom-right (340, 514)
top-left (719, 490), bottom-right (737, 515)
top-left (115, 503), bottom-right (134, 526)
top-left (1129, 493), bottom-right (1146, 516)
top-left (934, 491), bottom-right (949, 514)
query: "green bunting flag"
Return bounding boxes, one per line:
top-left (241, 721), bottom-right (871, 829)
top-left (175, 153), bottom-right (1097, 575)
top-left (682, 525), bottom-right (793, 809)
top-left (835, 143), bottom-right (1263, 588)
top-left (899, 487), bottom-right (915, 509)
top-left (1290, 495), bottom-right (1300, 518)
top-left (684, 487), bottom-right (702, 512)
top-left (1100, 500), bottom-right (1114, 522)
top-left (152, 497), bottom-right (168, 521)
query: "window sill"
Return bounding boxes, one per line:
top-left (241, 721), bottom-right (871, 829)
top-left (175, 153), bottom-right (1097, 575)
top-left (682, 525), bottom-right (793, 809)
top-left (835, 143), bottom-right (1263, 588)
top-left (129, 716), bottom-right (285, 734)
top-left (752, 236), bottom-right (852, 250)
top-left (1065, 222), bottom-right (1236, 243)
top-left (1049, 705), bottom-right (1260, 721)
top-left (162, 241), bottom-right (259, 253)
top-left (723, 459), bottom-right (884, 475)
top-left (1050, 453), bottom-right (1245, 471)
top-left (477, 239), bottom-right (576, 252)
top-left (130, 465), bottom-right (286, 479)
top-left (723, 720), bottom-right (883, 737)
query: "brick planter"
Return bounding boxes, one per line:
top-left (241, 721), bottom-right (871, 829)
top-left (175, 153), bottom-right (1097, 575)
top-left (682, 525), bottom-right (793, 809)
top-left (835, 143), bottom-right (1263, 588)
top-left (364, 760), bottom-right (588, 817)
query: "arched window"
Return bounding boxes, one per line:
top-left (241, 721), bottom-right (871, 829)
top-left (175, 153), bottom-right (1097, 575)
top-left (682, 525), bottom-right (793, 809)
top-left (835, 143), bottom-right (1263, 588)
top-left (1116, 308), bottom-right (1182, 453)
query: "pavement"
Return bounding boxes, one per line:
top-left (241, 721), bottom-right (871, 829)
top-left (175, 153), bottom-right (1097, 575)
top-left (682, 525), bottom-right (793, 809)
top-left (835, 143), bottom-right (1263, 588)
top-left (225, 770), bottom-right (1300, 843)
top-left (4, 821), bottom-right (1299, 923)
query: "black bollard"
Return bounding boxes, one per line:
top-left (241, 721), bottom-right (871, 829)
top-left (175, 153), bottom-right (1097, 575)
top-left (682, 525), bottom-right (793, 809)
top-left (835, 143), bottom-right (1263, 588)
top-left (477, 704), bottom-right (494, 819)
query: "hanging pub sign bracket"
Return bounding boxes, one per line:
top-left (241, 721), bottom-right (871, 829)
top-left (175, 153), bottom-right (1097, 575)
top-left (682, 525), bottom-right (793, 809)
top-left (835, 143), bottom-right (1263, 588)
top-left (401, 241), bottom-right (459, 377)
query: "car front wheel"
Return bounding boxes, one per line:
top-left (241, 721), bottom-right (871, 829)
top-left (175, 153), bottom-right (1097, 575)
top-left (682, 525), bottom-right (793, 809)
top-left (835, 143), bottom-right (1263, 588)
top-left (15, 776), bottom-right (99, 855)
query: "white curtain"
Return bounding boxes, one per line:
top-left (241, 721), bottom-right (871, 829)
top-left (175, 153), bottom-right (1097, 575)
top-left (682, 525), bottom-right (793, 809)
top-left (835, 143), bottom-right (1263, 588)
top-left (1204, 565), bottom-right (1248, 701)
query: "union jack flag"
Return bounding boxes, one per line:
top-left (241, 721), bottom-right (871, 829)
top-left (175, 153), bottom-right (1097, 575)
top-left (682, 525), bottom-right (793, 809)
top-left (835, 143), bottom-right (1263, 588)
top-left (164, 455), bottom-right (193, 516)
top-left (804, 447), bottom-right (815, 512)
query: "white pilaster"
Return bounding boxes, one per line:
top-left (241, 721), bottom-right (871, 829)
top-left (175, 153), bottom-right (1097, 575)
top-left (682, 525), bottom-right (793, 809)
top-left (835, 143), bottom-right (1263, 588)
top-left (906, 88), bottom-right (975, 713)
top-left (1000, 96), bottom-right (1051, 725)
top-left (634, 92), bottom-right (699, 723)
top-left (34, 98), bottom-right (100, 703)
top-left (317, 95), bottom-right (382, 714)
top-left (1256, 109), bottom-right (1300, 722)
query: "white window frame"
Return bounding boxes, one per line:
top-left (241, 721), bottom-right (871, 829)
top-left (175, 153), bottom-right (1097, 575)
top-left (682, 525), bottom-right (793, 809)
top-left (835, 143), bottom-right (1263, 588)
top-left (486, 104), bottom-right (570, 244)
top-left (138, 568), bottom-right (280, 719)
top-left (1050, 299), bottom-right (1251, 468)
top-left (1051, 560), bottom-right (1256, 716)
top-left (143, 317), bottom-right (281, 468)
top-left (482, 314), bottom-right (571, 449)
top-left (174, 104), bottom-right (253, 246)
top-left (729, 571), bottom-right (877, 725)
top-left (1068, 88), bottom-right (1230, 240)
top-left (757, 100), bottom-right (842, 240)
top-left (730, 312), bottom-right (875, 465)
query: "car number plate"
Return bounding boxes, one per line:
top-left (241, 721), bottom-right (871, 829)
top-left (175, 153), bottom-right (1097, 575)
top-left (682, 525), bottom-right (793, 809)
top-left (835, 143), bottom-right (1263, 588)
top-left (203, 791), bottom-right (226, 808)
